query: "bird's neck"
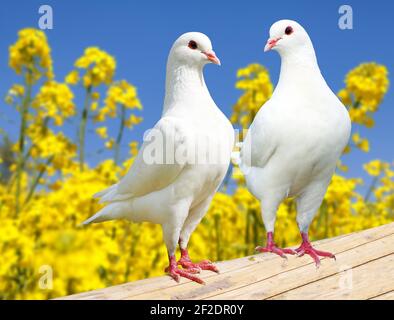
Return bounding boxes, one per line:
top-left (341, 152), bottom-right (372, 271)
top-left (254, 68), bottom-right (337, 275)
top-left (163, 61), bottom-right (209, 114)
top-left (276, 45), bottom-right (325, 90)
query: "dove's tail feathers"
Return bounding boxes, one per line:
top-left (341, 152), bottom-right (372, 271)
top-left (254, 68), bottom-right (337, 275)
top-left (81, 212), bottom-right (107, 225)
top-left (94, 184), bottom-right (133, 204)
top-left (100, 190), bottom-right (133, 204)
top-left (93, 184), bottom-right (117, 199)
top-left (81, 202), bottom-right (128, 226)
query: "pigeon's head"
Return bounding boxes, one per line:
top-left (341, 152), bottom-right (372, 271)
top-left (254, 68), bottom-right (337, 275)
top-left (264, 20), bottom-right (313, 55)
top-left (169, 32), bottom-right (221, 67)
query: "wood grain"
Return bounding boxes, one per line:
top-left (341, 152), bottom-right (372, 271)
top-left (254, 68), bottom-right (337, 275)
top-left (57, 222), bottom-right (394, 300)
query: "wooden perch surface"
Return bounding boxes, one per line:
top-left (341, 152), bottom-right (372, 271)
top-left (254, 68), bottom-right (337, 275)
top-left (59, 222), bottom-right (394, 300)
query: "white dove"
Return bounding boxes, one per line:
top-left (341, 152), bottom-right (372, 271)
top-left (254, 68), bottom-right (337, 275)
top-left (240, 20), bottom-right (351, 267)
top-left (83, 32), bottom-right (234, 283)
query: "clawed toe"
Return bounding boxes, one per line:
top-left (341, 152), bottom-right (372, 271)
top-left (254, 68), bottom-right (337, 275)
top-left (256, 232), bottom-right (296, 259)
top-left (165, 265), bottom-right (205, 284)
top-left (256, 245), bottom-right (295, 259)
top-left (200, 262), bottom-right (219, 273)
top-left (166, 254), bottom-right (205, 284)
top-left (178, 258), bottom-right (219, 273)
top-left (185, 266), bottom-right (201, 274)
top-left (295, 234), bottom-right (336, 268)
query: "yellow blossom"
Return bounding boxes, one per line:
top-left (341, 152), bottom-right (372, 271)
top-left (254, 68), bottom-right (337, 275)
top-left (125, 114), bottom-right (143, 128)
top-left (232, 63), bottom-right (273, 129)
top-left (95, 127), bottom-right (108, 139)
top-left (9, 28), bottom-right (53, 82)
top-left (352, 133), bottom-right (370, 152)
top-left (99, 80), bottom-right (142, 122)
top-left (32, 81), bottom-right (75, 125)
top-left (65, 70), bottom-right (79, 85)
top-left (5, 84), bottom-right (25, 105)
top-left (364, 160), bottom-right (387, 177)
top-left (91, 92), bottom-right (100, 100)
top-left (105, 138), bottom-right (115, 149)
top-left (0, 30), bottom-right (392, 301)
top-left (73, 47), bottom-right (116, 88)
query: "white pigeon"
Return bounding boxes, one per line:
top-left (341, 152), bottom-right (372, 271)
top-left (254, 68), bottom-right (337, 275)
top-left (240, 20), bottom-right (351, 267)
top-left (83, 32), bottom-right (234, 283)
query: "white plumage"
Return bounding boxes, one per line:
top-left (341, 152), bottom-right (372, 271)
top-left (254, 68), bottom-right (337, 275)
top-left (83, 32), bottom-right (234, 283)
top-left (240, 20), bottom-right (351, 266)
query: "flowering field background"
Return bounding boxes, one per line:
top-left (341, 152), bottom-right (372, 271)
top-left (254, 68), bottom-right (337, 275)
top-left (0, 27), bottom-right (393, 300)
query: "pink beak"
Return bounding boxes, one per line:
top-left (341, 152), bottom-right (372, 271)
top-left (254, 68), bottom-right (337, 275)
top-left (264, 37), bottom-right (281, 52)
top-left (203, 50), bottom-right (221, 65)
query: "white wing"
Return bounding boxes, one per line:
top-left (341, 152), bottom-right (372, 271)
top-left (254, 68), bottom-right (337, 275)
top-left (241, 103), bottom-right (278, 170)
top-left (96, 116), bottom-right (188, 203)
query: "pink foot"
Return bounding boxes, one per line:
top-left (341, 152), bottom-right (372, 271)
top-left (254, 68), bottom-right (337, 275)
top-left (256, 232), bottom-right (297, 258)
top-left (165, 255), bottom-right (205, 284)
top-left (295, 232), bottom-right (336, 268)
top-left (178, 248), bottom-right (219, 273)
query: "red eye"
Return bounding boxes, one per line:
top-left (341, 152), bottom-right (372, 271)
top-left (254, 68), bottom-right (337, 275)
top-left (188, 40), bottom-right (198, 49)
top-left (285, 26), bottom-right (293, 35)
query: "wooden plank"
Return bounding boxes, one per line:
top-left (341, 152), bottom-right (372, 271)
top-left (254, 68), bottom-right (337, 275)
top-left (126, 224), bottom-right (393, 300)
top-left (58, 222), bottom-right (394, 300)
top-left (60, 227), bottom-right (351, 300)
top-left (270, 254), bottom-right (394, 300)
top-left (370, 290), bottom-right (394, 300)
top-left (207, 233), bottom-right (394, 300)
top-left (124, 223), bottom-right (394, 300)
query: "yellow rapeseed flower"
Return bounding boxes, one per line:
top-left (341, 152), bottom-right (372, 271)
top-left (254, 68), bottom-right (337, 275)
top-left (352, 132), bottom-right (370, 153)
top-left (32, 81), bottom-right (75, 126)
top-left (9, 28), bottom-right (53, 82)
top-left (105, 138), bottom-right (115, 149)
top-left (65, 70), bottom-right (80, 85)
top-left (232, 63), bottom-right (273, 128)
top-left (364, 160), bottom-right (387, 177)
top-left (95, 127), bottom-right (108, 139)
top-left (73, 47), bottom-right (116, 88)
top-left (1, 30), bottom-right (392, 300)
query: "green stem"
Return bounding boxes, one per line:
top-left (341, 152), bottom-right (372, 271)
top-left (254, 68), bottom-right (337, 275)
top-left (324, 203), bottom-right (330, 238)
top-left (8, 117), bottom-right (50, 192)
top-left (22, 155), bottom-right (54, 208)
top-left (15, 74), bottom-right (32, 216)
top-left (79, 86), bottom-right (92, 170)
top-left (364, 176), bottom-right (379, 202)
top-left (252, 209), bottom-right (259, 248)
top-left (114, 104), bottom-right (126, 164)
top-left (214, 214), bottom-right (222, 261)
top-left (244, 208), bottom-right (251, 255)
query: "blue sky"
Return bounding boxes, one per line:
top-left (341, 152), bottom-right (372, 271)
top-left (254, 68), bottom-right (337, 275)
top-left (0, 0), bottom-right (393, 194)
